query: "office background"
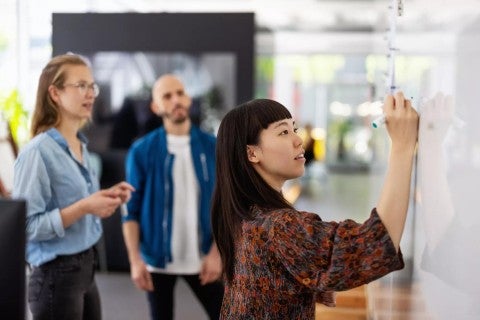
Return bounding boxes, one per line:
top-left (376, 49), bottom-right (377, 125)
top-left (1, 1), bottom-right (479, 319)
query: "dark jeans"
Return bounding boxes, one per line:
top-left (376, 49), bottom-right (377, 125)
top-left (147, 273), bottom-right (224, 320)
top-left (28, 247), bottom-right (101, 320)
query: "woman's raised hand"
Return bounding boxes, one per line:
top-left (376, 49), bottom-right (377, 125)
top-left (384, 92), bottom-right (419, 153)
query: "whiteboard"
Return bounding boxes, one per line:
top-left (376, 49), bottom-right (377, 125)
top-left (414, 15), bottom-right (480, 320)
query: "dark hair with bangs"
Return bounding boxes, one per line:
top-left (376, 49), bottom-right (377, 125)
top-left (211, 98), bottom-right (295, 282)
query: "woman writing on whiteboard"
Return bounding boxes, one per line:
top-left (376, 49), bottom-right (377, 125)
top-left (212, 92), bottom-right (418, 319)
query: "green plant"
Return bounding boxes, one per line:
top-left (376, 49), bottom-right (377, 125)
top-left (0, 89), bottom-right (29, 147)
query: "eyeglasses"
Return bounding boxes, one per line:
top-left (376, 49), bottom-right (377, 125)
top-left (63, 82), bottom-right (100, 98)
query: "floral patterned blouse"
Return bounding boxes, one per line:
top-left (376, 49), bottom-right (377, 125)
top-left (220, 206), bottom-right (404, 319)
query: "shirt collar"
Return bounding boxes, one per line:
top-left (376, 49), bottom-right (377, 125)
top-left (45, 127), bottom-right (89, 150)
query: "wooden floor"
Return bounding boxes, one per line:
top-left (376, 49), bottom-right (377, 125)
top-left (315, 281), bottom-right (437, 320)
top-left (366, 281), bottom-right (435, 320)
top-left (315, 286), bottom-right (367, 320)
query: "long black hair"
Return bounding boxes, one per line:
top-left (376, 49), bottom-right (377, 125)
top-left (211, 99), bottom-right (295, 283)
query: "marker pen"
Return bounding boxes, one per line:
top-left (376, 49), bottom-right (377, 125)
top-left (372, 114), bottom-right (386, 128)
top-left (372, 97), bottom-right (414, 128)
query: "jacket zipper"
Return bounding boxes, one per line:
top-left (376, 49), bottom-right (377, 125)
top-left (163, 154), bottom-right (172, 263)
top-left (200, 153), bottom-right (209, 182)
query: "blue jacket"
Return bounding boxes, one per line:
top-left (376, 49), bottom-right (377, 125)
top-left (123, 126), bottom-right (216, 268)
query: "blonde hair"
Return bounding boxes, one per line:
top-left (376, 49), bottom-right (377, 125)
top-left (30, 54), bottom-right (89, 137)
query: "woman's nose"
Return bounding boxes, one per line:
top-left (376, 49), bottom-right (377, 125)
top-left (294, 133), bottom-right (303, 147)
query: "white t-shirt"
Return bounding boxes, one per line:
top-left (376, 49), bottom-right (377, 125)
top-left (147, 134), bottom-right (202, 274)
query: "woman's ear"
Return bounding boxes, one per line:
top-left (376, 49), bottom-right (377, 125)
top-left (246, 145), bottom-right (260, 163)
top-left (48, 85), bottom-right (60, 104)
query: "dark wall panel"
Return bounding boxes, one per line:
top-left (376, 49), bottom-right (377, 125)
top-left (52, 12), bottom-right (254, 104)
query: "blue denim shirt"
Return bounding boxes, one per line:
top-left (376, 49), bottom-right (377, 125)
top-left (13, 128), bottom-right (102, 267)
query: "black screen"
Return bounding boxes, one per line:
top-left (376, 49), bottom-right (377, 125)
top-left (0, 199), bottom-right (26, 320)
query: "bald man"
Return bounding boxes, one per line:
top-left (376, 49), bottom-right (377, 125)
top-left (122, 75), bottom-right (224, 320)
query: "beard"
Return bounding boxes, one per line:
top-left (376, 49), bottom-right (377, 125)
top-left (170, 115), bottom-right (188, 124)
top-left (164, 105), bottom-right (189, 124)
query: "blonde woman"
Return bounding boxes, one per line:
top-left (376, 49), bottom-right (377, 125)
top-left (13, 54), bottom-right (133, 320)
